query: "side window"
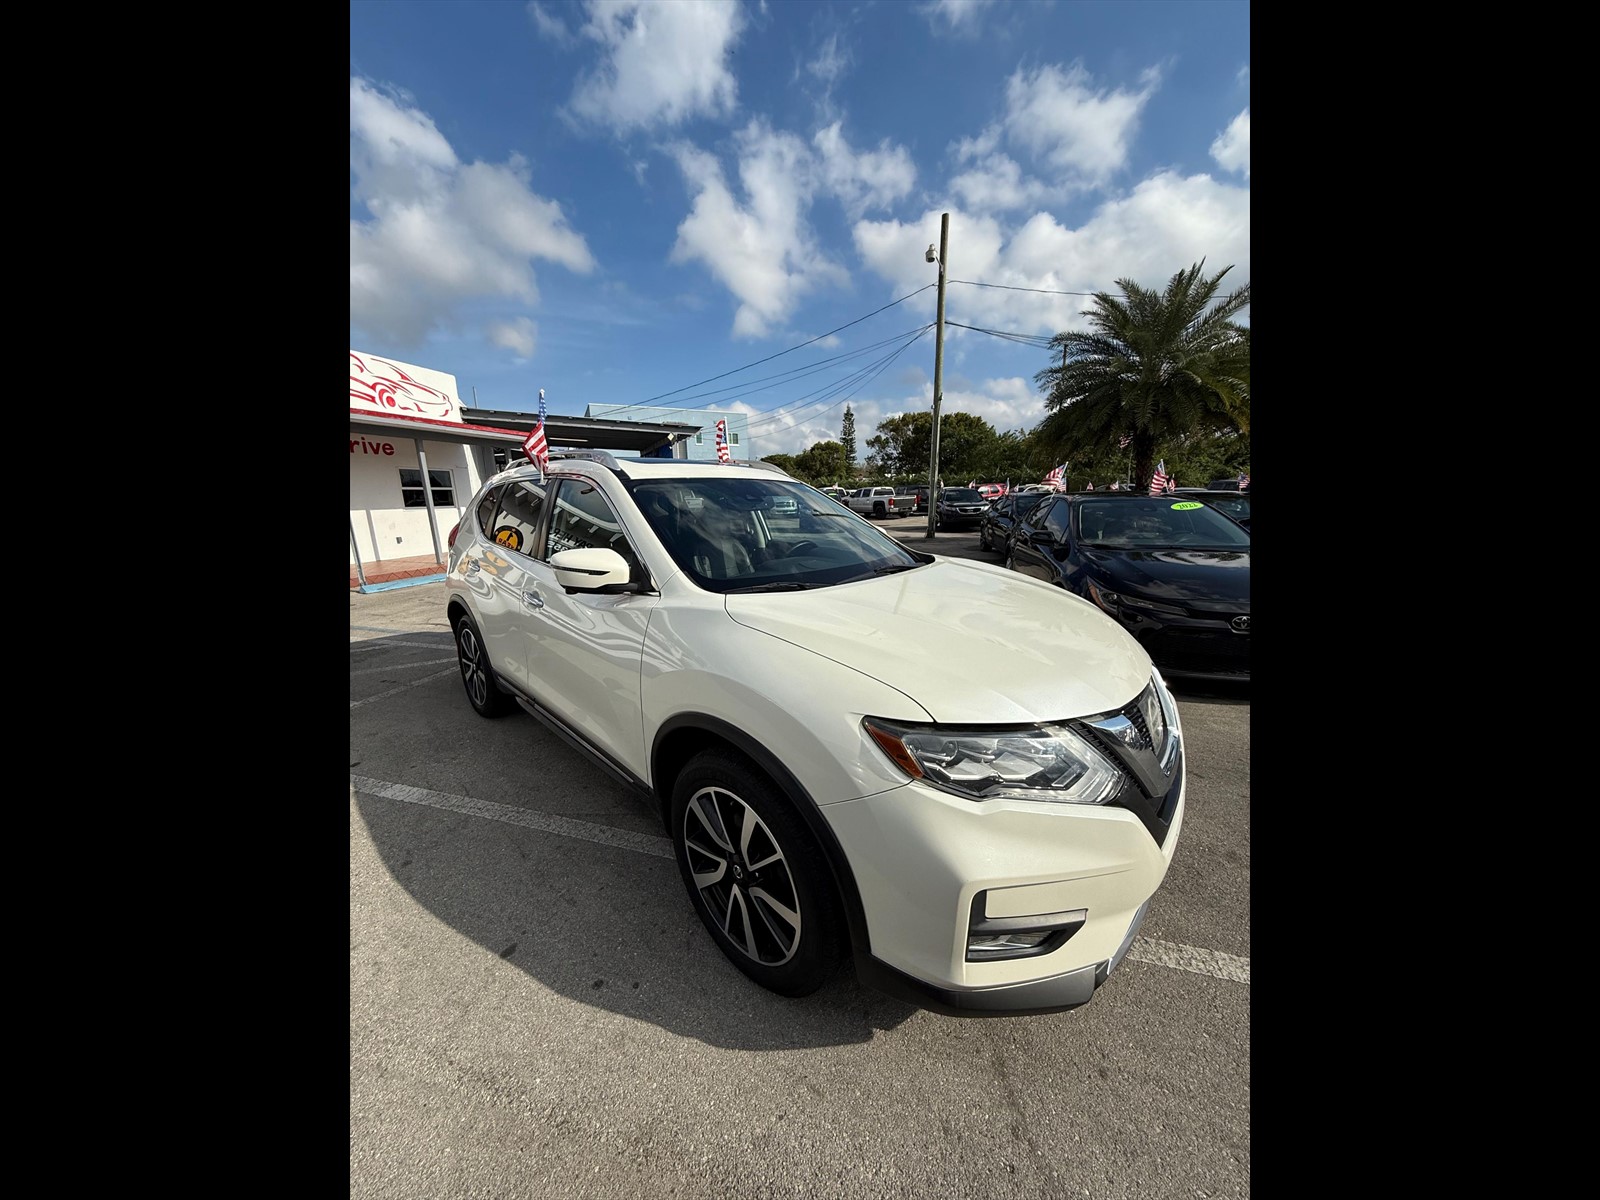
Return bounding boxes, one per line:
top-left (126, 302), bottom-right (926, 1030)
top-left (490, 481), bottom-right (547, 557)
top-left (1022, 498), bottom-right (1055, 532)
top-left (475, 485), bottom-right (502, 537)
top-left (1044, 501), bottom-right (1071, 541)
top-left (545, 480), bottom-right (642, 577)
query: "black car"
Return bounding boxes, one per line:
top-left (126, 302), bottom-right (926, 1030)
top-left (1173, 487), bottom-right (1250, 531)
top-left (934, 487), bottom-right (990, 530)
top-left (894, 484), bottom-right (929, 513)
top-left (979, 490), bottom-right (1050, 555)
top-left (1005, 492), bottom-right (1250, 682)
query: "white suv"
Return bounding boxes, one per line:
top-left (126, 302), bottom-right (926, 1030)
top-left (445, 453), bottom-right (1184, 1016)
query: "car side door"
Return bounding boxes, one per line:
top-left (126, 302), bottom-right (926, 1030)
top-left (519, 476), bottom-right (659, 781)
top-left (1008, 495), bottom-right (1062, 580)
top-left (468, 480), bottom-right (550, 693)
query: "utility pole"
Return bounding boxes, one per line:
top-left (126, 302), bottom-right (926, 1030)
top-left (924, 212), bottom-right (948, 539)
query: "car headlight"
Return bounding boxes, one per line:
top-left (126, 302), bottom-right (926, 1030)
top-left (1087, 582), bottom-right (1185, 618)
top-left (863, 718), bottom-right (1123, 805)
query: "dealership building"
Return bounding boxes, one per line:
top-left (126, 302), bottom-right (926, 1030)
top-left (350, 350), bottom-right (737, 583)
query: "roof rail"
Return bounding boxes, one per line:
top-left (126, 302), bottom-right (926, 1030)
top-left (546, 450), bottom-right (621, 471)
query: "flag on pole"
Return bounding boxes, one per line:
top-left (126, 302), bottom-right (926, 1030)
top-left (715, 418), bottom-right (731, 462)
top-left (1149, 460), bottom-right (1170, 495)
top-left (1110, 480), bottom-right (1120, 491)
top-left (1086, 482), bottom-right (1094, 490)
top-left (1118, 434), bottom-right (1132, 449)
top-left (1238, 471), bottom-right (1250, 489)
top-left (523, 388), bottom-right (549, 473)
top-left (1043, 463), bottom-right (1066, 488)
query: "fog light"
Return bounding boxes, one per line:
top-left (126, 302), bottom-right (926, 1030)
top-left (967, 931), bottom-right (1052, 958)
top-left (966, 893), bottom-right (1087, 962)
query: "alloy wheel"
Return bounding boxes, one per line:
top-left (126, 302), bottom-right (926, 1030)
top-left (682, 785), bottom-right (802, 966)
top-left (457, 623), bottom-right (490, 707)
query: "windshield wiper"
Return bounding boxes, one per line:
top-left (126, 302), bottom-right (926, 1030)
top-left (872, 563), bottom-right (919, 575)
top-left (725, 581), bottom-right (813, 592)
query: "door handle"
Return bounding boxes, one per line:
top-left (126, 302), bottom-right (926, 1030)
top-left (524, 592), bottom-right (545, 609)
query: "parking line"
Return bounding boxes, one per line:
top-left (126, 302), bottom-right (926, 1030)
top-left (350, 667), bottom-right (458, 709)
top-left (350, 774), bottom-right (1248, 985)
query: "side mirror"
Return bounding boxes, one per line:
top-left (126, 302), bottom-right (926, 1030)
top-left (549, 547), bottom-right (646, 594)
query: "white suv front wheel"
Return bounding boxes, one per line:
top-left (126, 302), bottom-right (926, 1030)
top-left (670, 749), bottom-right (844, 996)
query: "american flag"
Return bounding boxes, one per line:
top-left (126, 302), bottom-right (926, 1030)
top-left (715, 418), bottom-right (731, 462)
top-left (1086, 482), bottom-right (1094, 490)
top-left (1149, 460), bottom-right (1171, 495)
top-left (1043, 463), bottom-right (1066, 487)
top-left (523, 389), bottom-right (549, 473)
top-left (1118, 434), bottom-right (1131, 449)
top-left (1238, 471), bottom-right (1250, 489)
top-left (1110, 480), bottom-right (1120, 491)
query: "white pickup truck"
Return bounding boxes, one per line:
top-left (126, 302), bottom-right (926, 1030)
top-left (845, 486), bottom-right (913, 518)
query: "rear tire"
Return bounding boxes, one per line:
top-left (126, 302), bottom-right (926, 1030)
top-left (670, 749), bottom-right (845, 997)
top-left (453, 612), bottom-right (515, 717)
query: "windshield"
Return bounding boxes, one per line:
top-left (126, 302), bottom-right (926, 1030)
top-left (1076, 497), bottom-right (1251, 549)
top-left (631, 478), bottom-right (924, 593)
top-left (941, 489), bottom-right (984, 503)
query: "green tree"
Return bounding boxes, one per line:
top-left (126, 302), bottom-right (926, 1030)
top-left (865, 410), bottom-right (1004, 482)
top-left (791, 440), bottom-right (848, 485)
top-left (841, 406), bottom-right (856, 475)
top-left (1033, 261), bottom-right (1250, 491)
top-left (760, 452), bottom-right (800, 477)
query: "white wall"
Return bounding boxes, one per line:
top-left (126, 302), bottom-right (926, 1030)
top-left (349, 430), bottom-right (482, 564)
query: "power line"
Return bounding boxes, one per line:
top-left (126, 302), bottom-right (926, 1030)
top-left (607, 283), bottom-right (937, 415)
top-left (944, 320), bottom-right (1057, 349)
top-left (650, 323), bottom-right (934, 410)
top-left (745, 325), bottom-right (934, 435)
top-left (948, 279), bottom-right (1100, 297)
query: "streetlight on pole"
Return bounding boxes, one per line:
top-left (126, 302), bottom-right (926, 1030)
top-left (924, 212), bottom-right (948, 540)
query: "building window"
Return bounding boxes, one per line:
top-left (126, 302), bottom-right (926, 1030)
top-left (730, 432), bottom-right (739, 445)
top-left (695, 432), bottom-right (703, 443)
top-left (400, 468), bottom-right (455, 508)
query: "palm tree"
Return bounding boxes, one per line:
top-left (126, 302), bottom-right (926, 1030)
top-left (1033, 261), bottom-right (1250, 491)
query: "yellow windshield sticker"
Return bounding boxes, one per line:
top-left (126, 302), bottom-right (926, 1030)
top-left (1171, 501), bottom-right (1204, 510)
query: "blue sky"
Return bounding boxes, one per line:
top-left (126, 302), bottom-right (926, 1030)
top-left (350, 0), bottom-right (1250, 458)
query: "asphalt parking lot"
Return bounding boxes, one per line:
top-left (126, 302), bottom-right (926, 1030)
top-left (350, 517), bottom-right (1250, 1198)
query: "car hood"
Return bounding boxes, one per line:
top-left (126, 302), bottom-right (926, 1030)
top-left (1083, 547), bottom-right (1250, 608)
top-left (724, 558), bottom-right (1151, 723)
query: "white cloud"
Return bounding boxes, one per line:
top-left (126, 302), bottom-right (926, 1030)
top-left (1210, 108), bottom-right (1249, 179)
top-left (812, 122), bottom-right (916, 219)
top-left (916, 0), bottom-right (996, 36)
top-left (1000, 63), bottom-right (1159, 186)
top-left (350, 77), bottom-right (596, 348)
top-left (852, 172), bottom-right (1248, 342)
top-left (949, 152), bottom-right (1057, 212)
top-left (487, 317), bottom-right (539, 357)
top-left (668, 124), bottom-right (850, 339)
top-left (527, 1), bottom-right (576, 46)
top-left (569, 0), bottom-right (745, 132)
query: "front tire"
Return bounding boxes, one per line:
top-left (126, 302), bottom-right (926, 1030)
top-left (670, 749), bottom-right (844, 997)
top-left (453, 612), bottom-right (515, 717)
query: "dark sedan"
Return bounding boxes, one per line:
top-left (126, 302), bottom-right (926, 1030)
top-left (1173, 488), bottom-right (1250, 531)
top-left (979, 490), bottom-right (1049, 555)
top-left (934, 487), bottom-right (990, 530)
top-left (1005, 492), bottom-right (1250, 682)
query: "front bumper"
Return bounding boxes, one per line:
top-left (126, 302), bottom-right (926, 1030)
top-left (854, 898), bottom-right (1151, 1016)
top-left (823, 769), bottom-right (1183, 1015)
